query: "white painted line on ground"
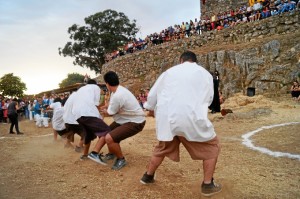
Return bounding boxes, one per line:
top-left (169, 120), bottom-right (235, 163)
top-left (242, 122), bottom-right (300, 161)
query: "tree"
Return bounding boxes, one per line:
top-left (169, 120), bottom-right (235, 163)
top-left (58, 9), bottom-right (139, 74)
top-left (59, 73), bottom-right (85, 88)
top-left (0, 73), bottom-right (27, 98)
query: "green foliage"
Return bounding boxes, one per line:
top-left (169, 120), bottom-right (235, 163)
top-left (59, 73), bottom-right (85, 88)
top-left (0, 73), bottom-right (27, 98)
top-left (59, 9), bottom-right (139, 74)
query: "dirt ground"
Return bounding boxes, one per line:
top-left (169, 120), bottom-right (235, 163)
top-left (0, 93), bottom-right (299, 199)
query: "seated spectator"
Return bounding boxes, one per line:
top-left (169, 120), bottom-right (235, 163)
top-left (271, 7), bottom-right (279, 15)
top-left (262, 6), bottom-right (271, 18)
top-left (287, 0), bottom-right (296, 11)
top-left (242, 14), bottom-right (248, 23)
top-left (278, 0), bottom-right (289, 13)
top-left (255, 10), bottom-right (262, 20)
top-left (253, 0), bottom-right (263, 11)
top-left (291, 80), bottom-right (300, 100)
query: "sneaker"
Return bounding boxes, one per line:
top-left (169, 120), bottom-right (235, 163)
top-left (80, 154), bottom-right (88, 161)
top-left (201, 179), bottom-right (222, 197)
top-left (17, 132), bottom-right (24, 135)
top-left (75, 146), bottom-right (83, 153)
top-left (111, 158), bottom-right (127, 170)
top-left (140, 172), bottom-right (155, 184)
top-left (105, 153), bottom-right (116, 160)
top-left (88, 152), bottom-right (107, 165)
top-left (9, 132), bottom-right (15, 134)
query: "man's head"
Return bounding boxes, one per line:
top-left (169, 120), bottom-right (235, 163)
top-left (104, 71), bottom-right (119, 86)
top-left (87, 79), bottom-right (97, 85)
top-left (180, 51), bottom-right (197, 63)
top-left (53, 97), bottom-right (62, 103)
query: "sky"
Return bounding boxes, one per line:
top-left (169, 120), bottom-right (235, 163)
top-left (0, 0), bottom-right (201, 95)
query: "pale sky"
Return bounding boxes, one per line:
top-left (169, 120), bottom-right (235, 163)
top-left (0, 0), bottom-right (201, 95)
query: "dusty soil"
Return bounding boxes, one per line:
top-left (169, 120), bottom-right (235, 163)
top-left (0, 93), bottom-right (299, 199)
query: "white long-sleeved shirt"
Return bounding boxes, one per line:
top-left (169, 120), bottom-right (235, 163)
top-left (50, 102), bottom-right (65, 131)
top-left (63, 92), bottom-right (79, 125)
top-left (144, 61), bottom-right (216, 142)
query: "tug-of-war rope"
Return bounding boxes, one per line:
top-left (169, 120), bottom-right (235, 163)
top-left (242, 122), bottom-right (300, 161)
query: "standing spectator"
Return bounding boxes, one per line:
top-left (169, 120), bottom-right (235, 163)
top-left (2, 99), bottom-right (9, 123)
top-left (139, 51), bottom-right (221, 197)
top-left (7, 98), bottom-right (23, 134)
top-left (209, 71), bottom-right (221, 114)
top-left (195, 18), bottom-right (201, 34)
top-left (28, 101), bottom-right (34, 121)
top-left (90, 71), bottom-right (146, 170)
top-left (0, 95), bottom-right (3, 123)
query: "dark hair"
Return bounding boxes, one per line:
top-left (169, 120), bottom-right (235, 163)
top-left (87, 79), bottom-right (97, 85)
top-left (180, 51), bottom-right (197, 63)
top-left (53, 97), bottom-right (62, 103)
top-left (104, 71), bottom-right (119, 86)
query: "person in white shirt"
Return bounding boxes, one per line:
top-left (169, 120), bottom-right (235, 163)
top-left (49, 97), bottom-right (73, 148)
top-left (139, 51), bottom-right (222, 197)
top-left (63, 91), bottom-right (84, 152)
top-left (92, 71), bottom-right (146, 170)
top-left (71, 79), bottom-right (111, 161)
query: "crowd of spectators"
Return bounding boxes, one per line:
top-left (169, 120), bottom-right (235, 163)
top-left (105, 0), bottom-right (299, 62)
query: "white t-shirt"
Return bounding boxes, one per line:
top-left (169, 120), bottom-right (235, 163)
top-left (144, 62), bottom-right (216, 142)
top-left (63, 92), bottom-right (79, 125)
top-left (50, 102), bottom-right (65, 131)
top-left (72, 84), bottom-right (102, 120)
top-left (107, 85), bottom-right (145, 124)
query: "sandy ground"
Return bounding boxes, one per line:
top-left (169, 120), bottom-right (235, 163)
top-left (0, 93), bottom-right (299, 199)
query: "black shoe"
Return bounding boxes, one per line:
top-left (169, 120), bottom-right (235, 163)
top-left (201, 178), bottom-right (222, 197)
top-left (140, 172), bottom-right (155, 184)
top-left (9, 132), bottom-right (15, 134)
top-left (17, 132), bottom-right (24, 135)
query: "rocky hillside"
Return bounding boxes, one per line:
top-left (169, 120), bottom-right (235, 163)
top-left (100, 11), bottom-right (300, 97)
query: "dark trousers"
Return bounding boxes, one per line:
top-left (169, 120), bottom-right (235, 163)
top-left (8, 113), bottom-right (20, 133)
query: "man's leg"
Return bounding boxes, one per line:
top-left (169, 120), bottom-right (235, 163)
top-left (83, 142), bottom-right (90, 156)
top-left (105, 134), bottom-right (123, 158)
top-left (201, 157), bottom-right (222, 196)
top-left (146, 155), bottom-right (164, 175)
top-left (91, 136), bottom-right (106, 153)
top-left (203, 157), bottom-right (218, 184)
top-left (140, 155), bottom-right (164, 184)
top-left (53, 129), bottom-right (58, 141)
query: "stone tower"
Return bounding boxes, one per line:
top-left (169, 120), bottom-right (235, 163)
top-left (200, 0), bottom-right (248, 17)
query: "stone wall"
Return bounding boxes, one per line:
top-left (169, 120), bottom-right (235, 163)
top-left (101, 11), bottom-right (300, 97)
top-left (201, 0), bottom-right (247, 18)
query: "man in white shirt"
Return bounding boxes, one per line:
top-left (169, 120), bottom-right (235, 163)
top-left (72, 79), bottom-right (110, 162)
top-left (91, 71), bottom-right (146, 170)
top-left (63, 91), bottom-right (84, 152)
top-left (140, 51), bottom-right (222, 197)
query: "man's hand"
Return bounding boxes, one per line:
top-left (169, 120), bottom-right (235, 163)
top-left (147, 110), bottom-right (155, 117)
